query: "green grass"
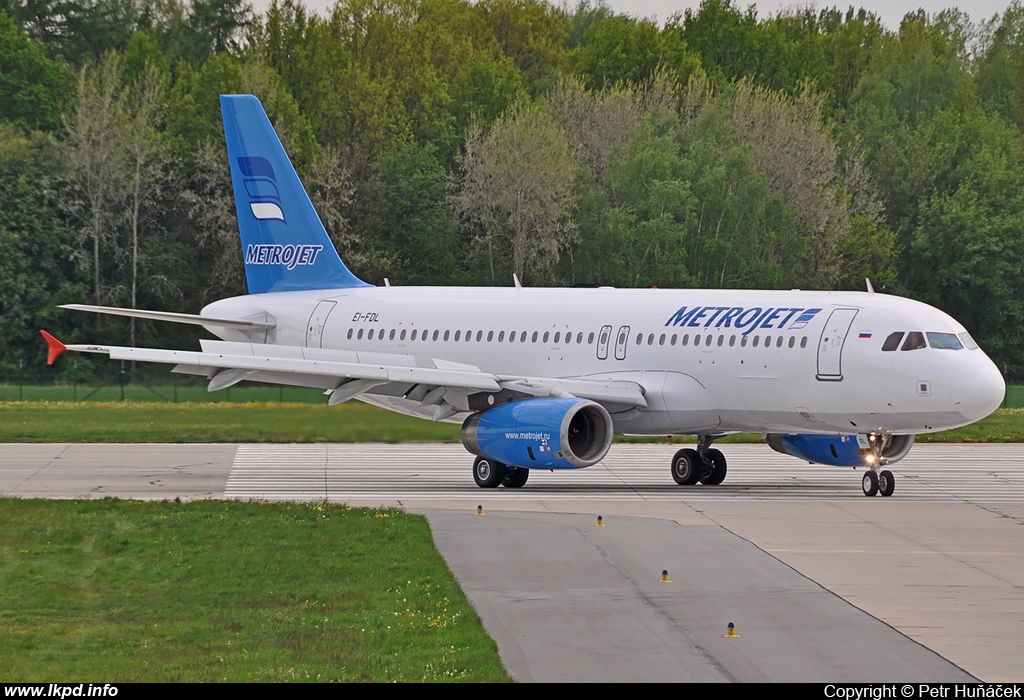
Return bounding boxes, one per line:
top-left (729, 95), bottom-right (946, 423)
top-left (1, 400), bottom-right (1022, 443)
top-left (0, 498), bottom-right (511, 682)
top-left (0, 383), bottom-right (328, 403)
top-left (0, 401), bottom-right (462, 443)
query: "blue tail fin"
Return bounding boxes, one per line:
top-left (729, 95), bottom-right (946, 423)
top-left (220, 94), bottom-right (370, 294)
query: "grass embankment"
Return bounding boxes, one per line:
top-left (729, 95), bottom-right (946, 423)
top-left (0, 498), bottom-right (511, 682)
top-left (1, 400), bottom-right (1022, 442)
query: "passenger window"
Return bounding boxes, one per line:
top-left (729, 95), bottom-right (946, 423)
top-left (682, 334), bottom-right (689, 346)
top-left (671, 334), bottom-right (677, 346)
top-left (753, 336), bottom-right (759, 348)
top-left (554, 332), bottom-right (560, 344)
top-left (729, 335), bottom-right (736, 347)
top-left (520, 331), bottom-right (527, 342)
top-left (741, 336), bottom-right (747, 347)
top-left (400, 329), bottom-right (406, 341)
top-left (717, 335), bottom-right (724, 347)
top-left (588, 332), bottom-right (595, 344)
top-left (444, 330), bottom-right (451, 341)
top-left (788, 336), bottom-right (795, 348)
top-left (694, 334), bottom-right (701, 346)
top-left (390, 329), bottom-right (396, 341)
top-left (497, 331), bottom-right (504, 342)
top-left (487, 331), bottom-right (493, 342)
top-left (466, 330), bottom-right (472, 342)
top-left (357, 329), bottom-right (364, 340)
top-left (636, 333), bottom-right (642, 345)
top-left (659, 334), bottom-right (666, 345)
top-left (705, 334), bottom-right (713, 347)
top-left (477, 330), bottom-right (483, 342)
top-left (881, 332), bottom-right (904, 352)
top-left (433, 330), bottom-right (439, 341)
top-left (411, 329), bottom-right (418, 341)
top-left (532, 331), bottom-right (538, 343)
top-left (764, 335), bottom-right (771, 347)
top-left (647, 334), bottom-right (654, 345)
top-left (776, 336), bottom-right (784, 348)
top-left (927, 332), bottom-right (963, 350)
top-left (543, 331), bottom-right (550, 343)
top-left (901, 332), bottom-right (926, 351)
top-left (368, 329), bottom-right (375, 340)
top-left (347, 328), bottom-right (353, 340)
top-left (800, 337), bottom-right (807, 348)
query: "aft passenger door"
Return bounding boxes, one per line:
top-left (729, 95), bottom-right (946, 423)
top-left (306, 300), bottom-right (337, 348)
top-left (816, 308), bottom-right (858, 381)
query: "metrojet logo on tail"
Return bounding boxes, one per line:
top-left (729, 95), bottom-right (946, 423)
top-left (244, 244), bottom-right (323, 269)
top-left (664, 305), bottom-right (822, 334)
top-left (238, 155), bottom-right (285, 221)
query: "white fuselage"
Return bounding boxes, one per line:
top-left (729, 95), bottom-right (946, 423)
top-left (203, 286), bottom-right (1005, 436)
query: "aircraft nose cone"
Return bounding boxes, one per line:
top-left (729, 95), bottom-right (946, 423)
top-left (951, 354), bottom-right (1005, 423)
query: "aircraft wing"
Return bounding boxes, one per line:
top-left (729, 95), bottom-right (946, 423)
top-left (43, 335), bottom-right (647, 413)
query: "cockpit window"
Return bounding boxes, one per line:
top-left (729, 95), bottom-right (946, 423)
top-left (881, 332), bottom-right (904, 351)
top-left (927, 332), bottom-right (963, 350)
top-left (958, 332), bottom-right (979, 350)
top-left (901, 331), bottom-right (927, 351)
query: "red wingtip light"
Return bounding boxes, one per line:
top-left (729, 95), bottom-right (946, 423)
top-left (40, 330), bottom-right (66, 365)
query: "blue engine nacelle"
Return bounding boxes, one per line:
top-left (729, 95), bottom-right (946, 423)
top-left (765, 433), bottom-right (914, 467)
top-left (461, 398), bottom-right (614, 469)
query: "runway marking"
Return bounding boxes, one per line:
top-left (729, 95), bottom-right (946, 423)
top-left (225, 443), bottom-right (1024, 503)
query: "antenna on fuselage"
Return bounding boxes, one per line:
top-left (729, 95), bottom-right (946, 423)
top-left (513, 274), bottom-right (523, 288)
top-left (865, 278), bottom-right (875, 293)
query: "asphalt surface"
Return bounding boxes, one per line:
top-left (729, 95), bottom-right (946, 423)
top-left (2, 442), bottom-right (1022, 682)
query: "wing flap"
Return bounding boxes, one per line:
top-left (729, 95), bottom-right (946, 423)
top-left (499, 376), bottom-right (648, 408)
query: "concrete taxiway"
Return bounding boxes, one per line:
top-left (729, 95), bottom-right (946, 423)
top-left (2, 442), bottom-right (1022, 682)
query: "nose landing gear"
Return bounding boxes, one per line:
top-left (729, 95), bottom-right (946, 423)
top-left (861, 433), bottom-right (896, 497)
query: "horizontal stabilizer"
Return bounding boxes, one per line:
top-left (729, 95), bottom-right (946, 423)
top-left (60, 304), bottom-right (276, 331)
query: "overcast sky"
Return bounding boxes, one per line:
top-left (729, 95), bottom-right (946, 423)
top-left (246, 1), bottom-right (1014, 32)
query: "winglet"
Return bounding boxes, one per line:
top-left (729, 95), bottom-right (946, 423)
top-left (40, 330), bottom-right (66, 365)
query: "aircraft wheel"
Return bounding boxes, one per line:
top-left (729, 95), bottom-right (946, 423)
top-left (671, 448), bottom-right (702, 485)
top-left (474, 456), bottom-right (507, 488)
top-left (878, 469), bottom-right (895, 497)
top-left (503, 466), bottom-right (529, 488)
top-left (700, 448), bottom-right (728, 485)
top-left (862, 470), bottom-right (879, 497)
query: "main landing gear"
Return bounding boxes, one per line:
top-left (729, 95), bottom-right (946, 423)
top-left (473, 456), bottom-right (529, 488)
top-left (861, 433), bottom-right (896, 497)
top-left (671, 435), bottom-right (727, 486)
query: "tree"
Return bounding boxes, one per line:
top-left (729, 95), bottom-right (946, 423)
top-left (0, 125), bottom-right (86, 377)
top-left (451, 104), bottom-right (576, 284)
top-left (62, 51), bottom-right (127, 319)
top-left (121, 62), bottom-right (172, 345)
top-left (0, 9), bottom-right (73, 131)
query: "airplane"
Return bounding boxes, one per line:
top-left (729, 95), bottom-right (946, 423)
top-left (41, 94), bottom-right (1006, 497)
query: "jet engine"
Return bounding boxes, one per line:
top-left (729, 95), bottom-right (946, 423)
top-left (462, 398), bottom-right (613, 469)
top-left (765, 433), bottom-right (914, 468)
